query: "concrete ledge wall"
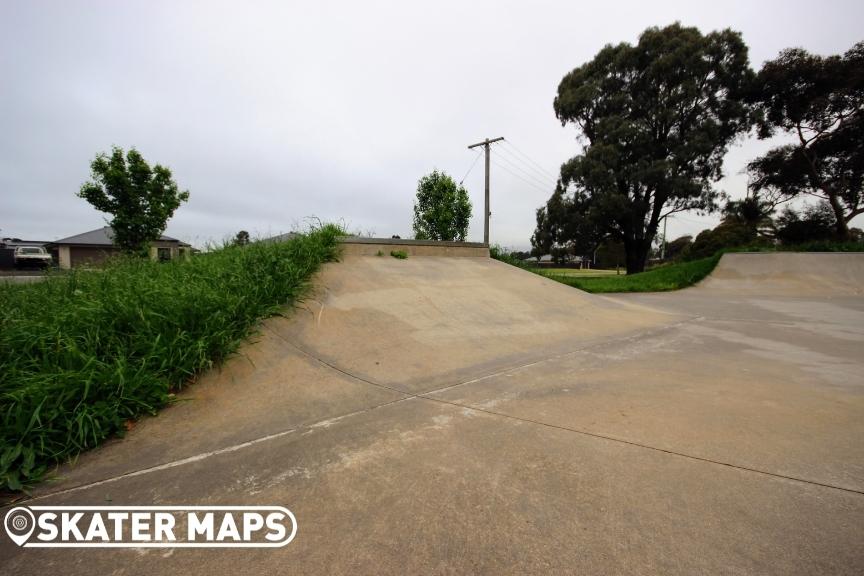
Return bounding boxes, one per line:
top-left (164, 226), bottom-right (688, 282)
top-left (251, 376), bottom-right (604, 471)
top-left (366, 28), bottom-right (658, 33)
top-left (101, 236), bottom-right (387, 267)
top-left (339, 237), bottom-right (489, 257)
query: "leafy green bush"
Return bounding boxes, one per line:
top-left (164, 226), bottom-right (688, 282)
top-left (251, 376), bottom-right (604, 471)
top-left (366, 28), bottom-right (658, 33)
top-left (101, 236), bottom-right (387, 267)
top-left (0, 224), bottom-right (342, 491)
top-left (390, 250), bottom-right (408, 259)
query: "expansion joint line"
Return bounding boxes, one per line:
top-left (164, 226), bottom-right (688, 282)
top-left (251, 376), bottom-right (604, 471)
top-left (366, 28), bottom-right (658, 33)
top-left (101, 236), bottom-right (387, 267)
top-left (17, 317), bottom-right (861, 505)
top-left (275, 325), bottom-right (864, 498)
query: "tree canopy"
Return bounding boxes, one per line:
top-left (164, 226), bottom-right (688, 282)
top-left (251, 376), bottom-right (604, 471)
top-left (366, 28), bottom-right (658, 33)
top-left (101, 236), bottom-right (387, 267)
top-left (79, 147), bottom-right (189, 254)
top-left (235, 230), bottom-right (250, 246)
top-left (412, 170), bottom-right (472, 242)
top-left (747, 42), bottom-right (864, 240)
top-left (540, 23), bottom-right (754, 273)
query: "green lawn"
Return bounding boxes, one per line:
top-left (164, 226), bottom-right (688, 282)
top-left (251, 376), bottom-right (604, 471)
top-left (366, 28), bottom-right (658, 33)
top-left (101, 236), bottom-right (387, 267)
top-left (539, 255), bottom-right (721, 293)
top-left (0, 225), bottom-right (342, 491)
top-left (539, 267), bottom-right (623, 278)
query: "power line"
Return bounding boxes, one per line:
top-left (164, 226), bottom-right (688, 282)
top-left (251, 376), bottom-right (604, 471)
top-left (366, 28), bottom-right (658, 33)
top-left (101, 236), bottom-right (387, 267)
top-left (492, 141), bottom-right (559, 187)
top-left (496, 141), bottom-right (559, 184)
top-left (490, 158), bottom-right (553, 195)
top-left (668, 213), bottom-right (718, 226)
top-left (458, 149), bottom-right (484, 185)
top-left (500, 140), bottom-right (559, 181)
top-left (491, 150), bottom-right (557, 191)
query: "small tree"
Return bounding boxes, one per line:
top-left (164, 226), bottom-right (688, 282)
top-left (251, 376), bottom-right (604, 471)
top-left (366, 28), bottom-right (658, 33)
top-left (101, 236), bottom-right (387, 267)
top-left (235, 230), bottom-right (250, 246)
top-left (78, 147), bottom-right (189, 255)
top-left (412, 170), bottom-right (472, 241)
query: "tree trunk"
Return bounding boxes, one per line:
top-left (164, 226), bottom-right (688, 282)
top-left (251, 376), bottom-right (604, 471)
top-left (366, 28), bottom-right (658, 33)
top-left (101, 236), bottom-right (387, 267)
top-left (826, 192), bottom-right (851, 240)
top-left (624, 237), bottom-right (650, 274)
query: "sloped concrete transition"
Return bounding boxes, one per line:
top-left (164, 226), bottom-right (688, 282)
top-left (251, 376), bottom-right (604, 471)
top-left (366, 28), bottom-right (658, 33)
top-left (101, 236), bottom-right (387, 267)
top-left (2, 252), bottom-right (863, 574)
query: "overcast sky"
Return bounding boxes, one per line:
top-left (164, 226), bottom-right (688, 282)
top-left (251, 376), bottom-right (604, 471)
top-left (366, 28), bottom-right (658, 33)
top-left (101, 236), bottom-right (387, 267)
top-left (2, 0), bottom-right (862, 249)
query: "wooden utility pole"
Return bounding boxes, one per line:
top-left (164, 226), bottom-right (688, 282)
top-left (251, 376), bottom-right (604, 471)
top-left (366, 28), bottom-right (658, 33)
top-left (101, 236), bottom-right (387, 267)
top-left (467, 136), bottom-right (504, 245)
top-left (660, 215), bottom-right (668, 260)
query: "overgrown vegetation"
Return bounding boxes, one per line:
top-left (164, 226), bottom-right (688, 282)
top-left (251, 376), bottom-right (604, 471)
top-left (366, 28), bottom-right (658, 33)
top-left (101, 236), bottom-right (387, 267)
top-left (390, 250), bottom-right (408, 259)
top-left (0, 224), bottom-right (342, 491)
top-left (489, 245), bottom-right (527, 268)
top-left (540, 255), bottom-right (721, 293)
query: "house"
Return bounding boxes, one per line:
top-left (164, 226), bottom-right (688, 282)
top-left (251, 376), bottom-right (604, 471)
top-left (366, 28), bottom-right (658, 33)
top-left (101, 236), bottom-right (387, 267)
top-left (260, 232), bottom-right (298, 244)
top-left (49, 227), bottom-right (192, 269)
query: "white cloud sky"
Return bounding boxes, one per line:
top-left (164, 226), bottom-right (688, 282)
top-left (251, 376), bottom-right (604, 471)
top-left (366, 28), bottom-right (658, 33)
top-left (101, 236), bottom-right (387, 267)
top-left (2, 0), bottom-right (862, 249)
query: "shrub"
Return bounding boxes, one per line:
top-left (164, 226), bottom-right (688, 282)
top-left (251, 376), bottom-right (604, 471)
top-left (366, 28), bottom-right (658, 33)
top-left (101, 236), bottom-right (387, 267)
top-left (489, 245), bottom-right (528, 268)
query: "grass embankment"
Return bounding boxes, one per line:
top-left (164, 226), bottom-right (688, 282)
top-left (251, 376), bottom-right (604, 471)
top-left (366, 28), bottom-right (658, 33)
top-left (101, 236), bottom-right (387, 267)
top-left (0, 225), bottom-right (342, 491)
top-left (490, 245), bottom-right (722, 293)
top-left (540, 255), bottom-right (721, 293)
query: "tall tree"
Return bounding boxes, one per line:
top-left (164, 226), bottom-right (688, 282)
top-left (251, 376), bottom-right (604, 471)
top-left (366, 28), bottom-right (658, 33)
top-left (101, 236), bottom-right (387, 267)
top-left (549, 23), bottom-right (753, 273)
top-left (747, 42), bottom-right (864, 240)
top-left (79, 147), bottom-right (189, 254)
top-left (412, 170), bottom-right (472, 241)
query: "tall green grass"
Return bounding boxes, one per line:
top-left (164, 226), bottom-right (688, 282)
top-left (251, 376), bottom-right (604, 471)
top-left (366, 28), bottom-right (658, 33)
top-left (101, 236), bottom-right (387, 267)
top-left (0, 224), bottom-right (342, 491)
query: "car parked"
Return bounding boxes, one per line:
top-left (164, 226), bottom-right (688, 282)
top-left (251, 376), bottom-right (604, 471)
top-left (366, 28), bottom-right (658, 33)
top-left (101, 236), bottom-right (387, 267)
top-left (14, 246), bottom-right (52, 268)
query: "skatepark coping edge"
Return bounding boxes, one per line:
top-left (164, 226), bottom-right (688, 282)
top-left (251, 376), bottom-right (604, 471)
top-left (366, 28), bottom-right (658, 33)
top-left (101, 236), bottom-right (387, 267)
top-left (338, 237), bottom-right (490, 257)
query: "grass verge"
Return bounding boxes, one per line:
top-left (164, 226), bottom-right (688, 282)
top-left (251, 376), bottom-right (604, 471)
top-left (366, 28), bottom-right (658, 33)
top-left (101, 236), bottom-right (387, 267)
top-left (0, 224), bottom-right (342, 491)
top-left (539, 255), bottom-right (721, 293)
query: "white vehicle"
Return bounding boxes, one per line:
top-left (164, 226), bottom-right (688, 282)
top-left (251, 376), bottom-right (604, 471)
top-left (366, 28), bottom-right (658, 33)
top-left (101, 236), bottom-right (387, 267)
top-left (14, 246), bottom-right (52, 268)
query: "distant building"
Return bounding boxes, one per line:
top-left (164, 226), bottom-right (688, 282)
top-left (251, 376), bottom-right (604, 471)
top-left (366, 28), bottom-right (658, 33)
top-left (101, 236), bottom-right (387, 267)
top-left (528, 254), bottom-right (588, 267)
top-left (49, 227), bottom-right (192, 269)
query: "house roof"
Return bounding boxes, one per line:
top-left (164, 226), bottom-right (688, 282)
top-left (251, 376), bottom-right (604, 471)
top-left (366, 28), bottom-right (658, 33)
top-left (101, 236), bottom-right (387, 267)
top-left (260, 232), bottom-right (298, 244)
top-left (51, 227), bottom-right (190, 247)
top-left (1, 238), bottom-right (50, 247)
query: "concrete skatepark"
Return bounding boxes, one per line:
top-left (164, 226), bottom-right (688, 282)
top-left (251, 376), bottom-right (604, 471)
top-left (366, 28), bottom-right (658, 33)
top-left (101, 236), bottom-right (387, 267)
top-left (2, 250), bottom-right (863, 574)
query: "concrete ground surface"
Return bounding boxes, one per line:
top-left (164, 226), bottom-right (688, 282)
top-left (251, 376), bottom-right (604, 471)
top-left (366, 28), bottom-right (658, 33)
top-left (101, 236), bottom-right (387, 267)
top-left (2, 253), bottom-right (863, 574)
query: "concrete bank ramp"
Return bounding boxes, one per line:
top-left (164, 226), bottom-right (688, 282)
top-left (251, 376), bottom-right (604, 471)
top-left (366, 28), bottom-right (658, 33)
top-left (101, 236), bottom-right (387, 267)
top-left (274, 255), bottom-right (679, 393)
top-left (698, 252), bottom-right (864, 297)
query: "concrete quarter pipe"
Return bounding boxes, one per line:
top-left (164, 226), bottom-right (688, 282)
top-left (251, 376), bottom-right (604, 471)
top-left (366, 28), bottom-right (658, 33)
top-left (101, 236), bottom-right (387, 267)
top-left (2, 252), bottom-right (863, 574)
